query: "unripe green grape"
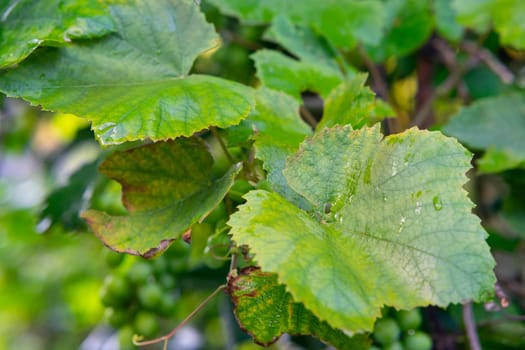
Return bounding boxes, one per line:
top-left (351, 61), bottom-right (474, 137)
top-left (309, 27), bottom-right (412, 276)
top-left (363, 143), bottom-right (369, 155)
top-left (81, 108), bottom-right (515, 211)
top-left (373, 318), bottom-right (401, 345)
top-left (384, 341), bottom-right (404, 350)
top-left (159, 273), bottom-right (176, 290)
top-left (396, 309), bottom-right (422, 331)
top-left (158, 293), bottom-right (177, 316)
top-left (100, 274), bottom-right (131, 306)
top-left (127, 261), bottom-right (152, 285)
top-left (403, 331), bottom-right (432, 350)
top-left (104, 249), bottom-right (125, 268)
top-left (137, 283), bottom-right (163, 309)
top-left (151, 255), bottom-right (168, 276)
top-left (104, 307), bottom-right (128, 329)
top-left (133, 311), bottom-right (159, 338)
top-left (118, 325), bottom-right (135, 350)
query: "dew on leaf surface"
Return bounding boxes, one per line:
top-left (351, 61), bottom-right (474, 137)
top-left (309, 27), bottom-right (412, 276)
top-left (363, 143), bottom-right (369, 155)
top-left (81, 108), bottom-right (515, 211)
top-left (414, 201), bottom-right (422, 215)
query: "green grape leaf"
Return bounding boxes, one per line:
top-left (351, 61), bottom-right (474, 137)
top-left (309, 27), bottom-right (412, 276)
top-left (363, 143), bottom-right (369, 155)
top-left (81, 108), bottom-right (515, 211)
top-left (0, 0), bottom-right (114, 68)
top-left (0, 0), bottom-right (254, 145)
top-left (317, 74), bottom-right (394, 130)
top-left (208, 0), bottom-right (385, 48)
top-left (228, 125), bottom-right (495, 333)
top-left (434, 0), bottom-right (464, 42)
top-left (81, 137), bottom-right (240, 258)
top-left (252, 49), bottom-right (345, 99)
top-left (263, 15), bottom-right (339, 70)
top-left (453, 0), bottom-right (525, 49)
top-left (443, 92), bottom-right (525, 173)
top-left (228, 267), bottom-right (370, 349)
top-left (365, 0), bottom-right (434, 62)
top-left (247, 88), bottom-right (312, 208)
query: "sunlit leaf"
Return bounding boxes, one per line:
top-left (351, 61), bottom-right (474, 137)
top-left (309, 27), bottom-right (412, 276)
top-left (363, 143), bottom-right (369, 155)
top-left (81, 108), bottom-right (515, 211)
top-left (252, 49), bottom-right (345, 99)
top-left (317, 74), bottom-right (394, 130)
top-left (229, 125), bottom-right (495, 333)
top-left (0, 0), bottom-right (254, 145)
top-left (82, 137), bottom-right (240, 257)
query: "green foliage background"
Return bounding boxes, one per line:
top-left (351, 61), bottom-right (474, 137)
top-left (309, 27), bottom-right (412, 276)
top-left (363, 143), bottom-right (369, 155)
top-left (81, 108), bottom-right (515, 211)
top-left (1, 0), bottom-right (525, 349)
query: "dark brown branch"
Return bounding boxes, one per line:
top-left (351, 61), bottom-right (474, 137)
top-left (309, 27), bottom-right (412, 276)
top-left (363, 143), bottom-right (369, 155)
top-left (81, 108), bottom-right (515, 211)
top-left (300, 105), bottom-right (318, 128)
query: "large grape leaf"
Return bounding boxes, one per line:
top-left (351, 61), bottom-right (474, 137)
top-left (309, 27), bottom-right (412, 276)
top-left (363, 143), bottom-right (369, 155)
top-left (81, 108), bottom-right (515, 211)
top-left (228, 267), bottom-right (370, 349)
top-left (443, 92), bottom-right (525, 173)
top-left (453, 0), bottom-right (525, 49)
top-left (0, 0), bottom-right (114, 68)
top-left (0, 0), bottom-right (254, 145)
top-left (317, 74), bottom-right (394, 130)
top-left (81, 137), bottom-right (240, 258)
top-left (207, 0), bottom-right (385, 49)
top-left (228, 125), bottom-right (495, 333)
top-left (252, 49), bottom-right (345, 100)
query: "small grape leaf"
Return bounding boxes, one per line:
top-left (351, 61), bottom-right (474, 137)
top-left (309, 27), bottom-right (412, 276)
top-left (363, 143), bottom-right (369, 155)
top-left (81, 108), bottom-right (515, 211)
top-left (0, 0), bottom-right (114, 68)
top-left (0, 0), bottom-right (254, 145)
top-left (317, 74), bottom-right (394, 130)
top-left (252, 49), bottom-right (345, 100)
top-left (453, 0), bottom-right (525, 49)
top-left (434, 0), bottom-right (464, 42)
top-left (207, 0), bottom-right (385, 48)
top-left (245, 88), bottom-right (312, 208)
top-left (228, 266), bottom-right (371, 349)
top-left (263, 15), bottom-right (340, 70)
top-left (365, 0), bottom-right (434, 62)
top-left (228, 125), bottom-right (495, 333)
top-left (81, 137), bottom-right (240, 258)
top-left (443, 92), bottom-right (525, 173)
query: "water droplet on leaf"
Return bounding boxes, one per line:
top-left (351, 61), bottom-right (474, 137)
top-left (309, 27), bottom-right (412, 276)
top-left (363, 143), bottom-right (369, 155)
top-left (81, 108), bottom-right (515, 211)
top-left (433, 196), bottom-right (443, 211)
top-left (414, 201), bottom-right (422, 215)
top-left (398, 217), bottom-right (406, 233)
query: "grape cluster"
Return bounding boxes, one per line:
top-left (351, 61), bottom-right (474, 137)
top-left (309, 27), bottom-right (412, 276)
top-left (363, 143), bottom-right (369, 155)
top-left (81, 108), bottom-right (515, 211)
top-left (100, 243), bottom-right (189, 350)
top-left (369, 308), bottom-right (432, 350)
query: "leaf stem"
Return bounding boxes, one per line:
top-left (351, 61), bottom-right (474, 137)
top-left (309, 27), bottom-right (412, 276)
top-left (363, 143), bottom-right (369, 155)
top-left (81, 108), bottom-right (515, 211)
top-left (210, 126), bottom-right (234, 164)
top-left (463, 302), bottom-right (482, 350)
top-left (133, 284), bottom-right (227, 347)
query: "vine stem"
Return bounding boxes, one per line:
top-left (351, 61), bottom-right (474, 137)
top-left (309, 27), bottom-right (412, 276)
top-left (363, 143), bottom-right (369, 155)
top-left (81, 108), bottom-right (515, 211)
top-left (210, 126), bottom-right (234, 164)
top-left (463, 302), bottom-right (482, 350)
top-left (133, 284), bottom-right (227, 348)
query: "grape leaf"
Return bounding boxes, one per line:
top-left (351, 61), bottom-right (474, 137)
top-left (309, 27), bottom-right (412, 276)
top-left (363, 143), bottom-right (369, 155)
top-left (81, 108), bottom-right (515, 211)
top-left (453, 0), bottom-right (525, 49)
top-left (252, 49), bottom-right (345, 99)
top-left (0, 0), bottom-right (254, 145)
top-left (81, 137), bottom-right (240, 258)
top-left (263, 15), bottom-right (340, 70)
top-left (247, 88), bottom-right (312, 208)
top-left (0, 0), bottom-right (114, 68)
top-left (434, 0), bottom-right (463, 42)
top-left (207, 0), bottom-right (385, 48)
top-left (228, 267), bottom-right (370, 349)
top-left (365, 0), bottom-right (434, 62)
top-left (317, 74), bottom-right (394, 130)
top-left (443, 92), bottom-right (525, 173)
top-left (228, 125), bottom-right (495, 333)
